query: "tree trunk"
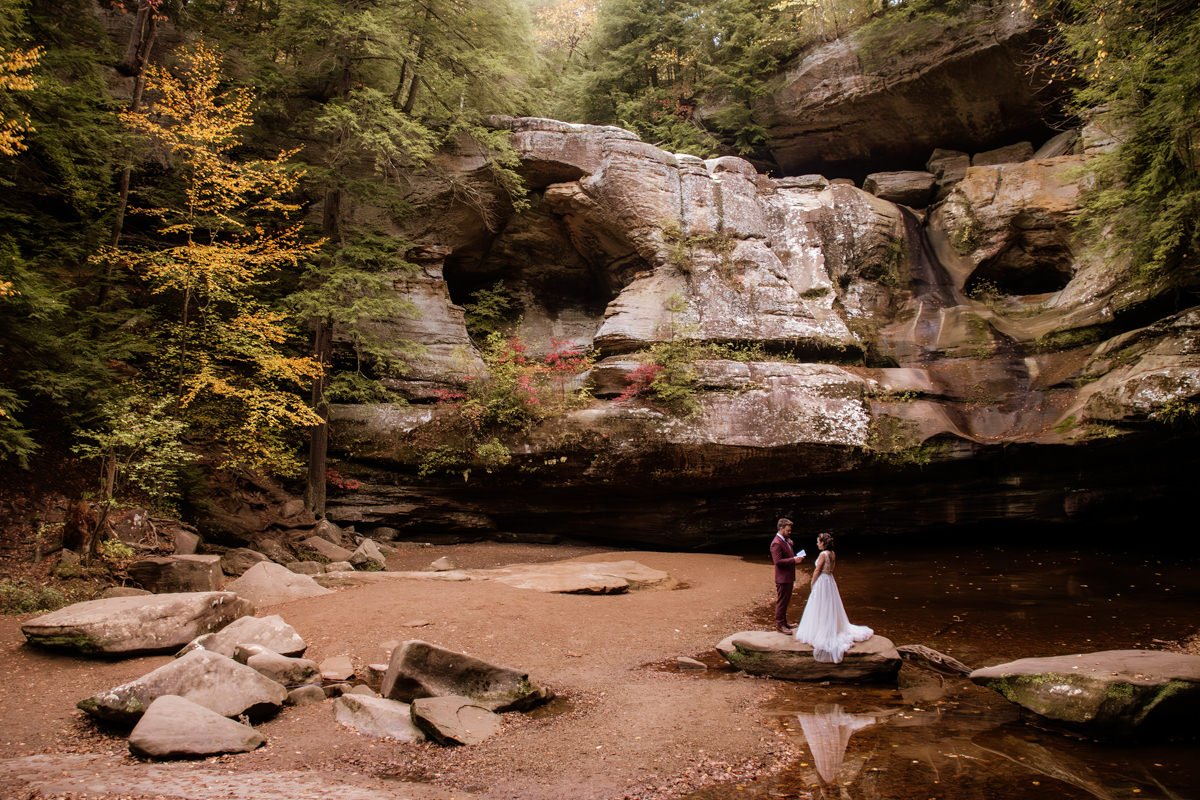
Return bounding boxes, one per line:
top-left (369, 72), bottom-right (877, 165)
top-left (304, 319), bottom-right (332, 517)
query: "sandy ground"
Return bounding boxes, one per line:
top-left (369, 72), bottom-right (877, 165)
top-left (0, 543), bottom-right (801, 800)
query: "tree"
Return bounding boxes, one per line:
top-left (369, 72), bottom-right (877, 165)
top-left (110, 42), bottom-right (324, 474)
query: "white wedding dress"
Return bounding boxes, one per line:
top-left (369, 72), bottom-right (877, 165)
top-left (794, 552), bottom-right (873, 663)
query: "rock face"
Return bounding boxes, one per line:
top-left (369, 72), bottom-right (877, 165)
top-left (225, 562), bottom-right (333, 608)
top-left (22, 592), bottom-right (252, 656)
top-left (127, 555), bottom-right (223, 593)
top-left (78, 649), bottom-right (288, 725)
top-left (127, 695), bottom-right (265, 759)
top-left (381, 640), bottom-right (552, 712)
top-left (754, 0), bottom-right (1058, 177)
top-left (333, 695), bottom-right (426, 742)
top-left (716, 631), bottom-right (902, 683)
top-left (970, 650), bottom-right (1200, 739)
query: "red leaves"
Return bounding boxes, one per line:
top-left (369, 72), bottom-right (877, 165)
top-left (616, 362), bottom-right (664, 402)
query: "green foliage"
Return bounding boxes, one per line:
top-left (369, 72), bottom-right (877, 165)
top-left (1040, 0), bottom-right (1200, 284)
top-left (72, 393), bottom-right (195, 511)
top-left (0, 578), bottom-right (69, 614)
top-left (463, 280), bottom-right (517, 340)
top-left (96, 538), bottom-right (136, 572)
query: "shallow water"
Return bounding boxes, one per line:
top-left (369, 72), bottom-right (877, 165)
top-left (688, 545), bottom-right (1200, 800)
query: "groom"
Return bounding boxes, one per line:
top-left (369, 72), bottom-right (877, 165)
top-left (770, 518), bottom-right (805, 634)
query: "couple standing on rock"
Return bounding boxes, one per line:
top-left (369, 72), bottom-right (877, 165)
top-left (771, 518), bottom-right (873, 663)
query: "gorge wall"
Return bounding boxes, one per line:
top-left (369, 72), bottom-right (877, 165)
top-left (318, 4), bottom-right (1200, 549)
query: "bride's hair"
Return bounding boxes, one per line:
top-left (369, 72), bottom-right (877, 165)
top-left (817, 532), bottom-right (835, 551)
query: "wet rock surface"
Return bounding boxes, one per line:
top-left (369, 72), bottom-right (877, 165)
top-left (970, 649), bottom-right (1200, 739)
top-left (716, 630), bottom-right (903, 683)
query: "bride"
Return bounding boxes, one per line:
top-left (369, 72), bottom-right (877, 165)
top-left (794, 533), bottom-right (873, 663)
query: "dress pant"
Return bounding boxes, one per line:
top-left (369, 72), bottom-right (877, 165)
top-left (775, 580), bottom-right (794, 627)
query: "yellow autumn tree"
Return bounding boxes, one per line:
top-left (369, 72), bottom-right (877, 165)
top-left (112, 42), bottom-right (323, 474)
top-left (0, 44), bottom-right (40, 156)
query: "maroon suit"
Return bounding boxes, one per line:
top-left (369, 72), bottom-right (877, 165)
top-left (770, 532), bottom-right (799, 630)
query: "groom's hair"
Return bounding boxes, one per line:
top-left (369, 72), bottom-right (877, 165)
top-left (777, 518), bottom-right (793, 530)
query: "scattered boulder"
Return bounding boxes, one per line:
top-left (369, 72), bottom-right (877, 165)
top-left (127, 555), bottom-right (223, 593)
top-left (326, 561), bottom-right (354, 572)
top-left (481, 560), bottom-right (674, 594)
top-left (972, 141), bottom-right (1034, 166)
top-left (128, 695), bottom-right (264, 759)
top-left (177, 614), bottom-right (306, 659)
top-left (367, 526), bottom-right (399, 541)
top-left (78, 648), bottom-right (288, 725)
top-left (715, 631), bottom-right (902, 683)
top-left (381, 639), bottom-right (552, 712)
top-left (225, 562), bottom-right (333, 608)
top-left (98, 586), bottom-right (152, 600)
top-left (301, 536), bottom-right (354, 562)
top-left (333, 695), bottom-right (425, 742)
top-left (349, 539), bottom-right (387, 570)
top-left (252, 537), bottom-right (294, 565)
top-left (862, 170), bottom-right (936, 207)
top-left (286, 561), bottom-right (324, 575)
top-left (311, 519), bottom-right (346, 545)
top-left (172, 529), bottom-right (200, 555)
top-left (22, 592), bottom-right (252, 656)
top-left (429, 557), bottom-right (456, 571)
top-left (347, 685), bottom-right (377, 697)
top-left (287, 685), bottom-right (326, 706)
top-left (411, 695), bottom-right (501, 745)
top-left (220, 548), bottom-right (271, 577)
top-left (363, 663), bottom-right (389, 687)
top-left (321, 655), bottom-right (355, 681)
top-left (246, 650), bottom-right (321, 688)
top-left (676, 656), bottom-right (707, 670)
top-left (969, 650), bottom-right (1200, 739)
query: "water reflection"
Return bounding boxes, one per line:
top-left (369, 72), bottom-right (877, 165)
top-left (796, 704), bottom-right (878, 785)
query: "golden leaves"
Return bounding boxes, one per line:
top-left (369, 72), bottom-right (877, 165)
top-left (0, 45), bottom-right (41, 156)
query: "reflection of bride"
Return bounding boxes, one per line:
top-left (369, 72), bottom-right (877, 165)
top-left (797, 703), bottom-right (877, 784)
top-left (794, 533), bottom-right (873, 663)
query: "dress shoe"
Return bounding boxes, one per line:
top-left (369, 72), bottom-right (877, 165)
top-left (776, 625), bottom-right (793, 634)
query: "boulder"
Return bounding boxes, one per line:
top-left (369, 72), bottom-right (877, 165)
top-left (411, 695), bottom-right (501, 745)
top-left (429, 556), bottom-right (456, 571)
top-left (286, 561), bottom-right (324, 575)
top-left (969, 650), bottom-right (1200, 739)
top-left (311, 519), bottom-right (347, 545)
top-left (862, 171), bottom-right (936, 207)
top-left (301, 536), bottom-right (354, 562)
top-left (972, 141), bottom-right (1034, 166)
top-left (333, 695), bottom-right (425, 742)
top-left (287, 685), bottom-right (326, 706)
top-left (252, 537), bottom-right (294, 565)
top-left (246, 650), bottom-right (321, 688)
top-left (326, 561), bottom-right (354, 572)
top-left (172, 528), bottom-right (200, 555)
top-left (715, 631), bottom-right (902, 683)
top-left (127, 695), bottom-right (264, 759)
top-left (480, 560), bottom-right (674, 594)
top-left (321, 655), bottom-right (355, 681)
top-left (98, 586), bottom-right (152, 599)
top-left (225, 562), bottom-right (332, 608)
top-left (22, 592), bottom-right (252, 656)
top-left (381, 639), bottom-right (552, 712)
top-left (219, 548), bottom-right (271, 577)
top-left (127, 555), bottom-right (223, 593)
top-left (78, 648), bottom-right (288, 725)
top-left (1033, 129), bottom-right (1079, 159)
top-left (349, 539), bottom-right (387, 570)
top-left (178, 614), bottom-right (306, 659)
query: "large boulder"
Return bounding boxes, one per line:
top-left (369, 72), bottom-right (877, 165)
top-left (127, 695), bottom-right (265, 759)
top-left (22, 592), bottom-right (252, 656)
top-left (178, 614), bottom-right (307, 659)
top-left (219, 548), bottom-right (271, 577)
top-left (862, 171), bottom-right (935, 207)
top-left (715, 630), bottom-right (902, 683)
top-left (301, 536), bottom-right (355, 563)
top-left (349, 538), bottom-right (387, 570)
top-left (127, 555), bottom-right (223, 593)
top-left (969, 650), bottom-right (1200, 739)
top-left (225, 562), bottom-right (333, 608)
top-left (411, 695), bottom-right (501, 745)
top-left (479, 560), bottom-right (674, 594)
top-left (333, 695), bottom-right (426, 742)
top-left (78, 648), bottom-right (288, 725)
top-left (244, 649), bottom-right (321, 688)
top-left (381, 639), bottom-right (552, 712)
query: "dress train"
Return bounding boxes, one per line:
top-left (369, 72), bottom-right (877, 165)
top-left (794, 572), bottom-right (873, 663)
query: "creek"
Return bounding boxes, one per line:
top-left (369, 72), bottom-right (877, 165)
top-left (688, 543), bottom-right (1200, 800)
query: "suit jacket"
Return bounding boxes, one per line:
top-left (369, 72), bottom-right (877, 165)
top-left (770, 533), bottom-right (798, 584)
